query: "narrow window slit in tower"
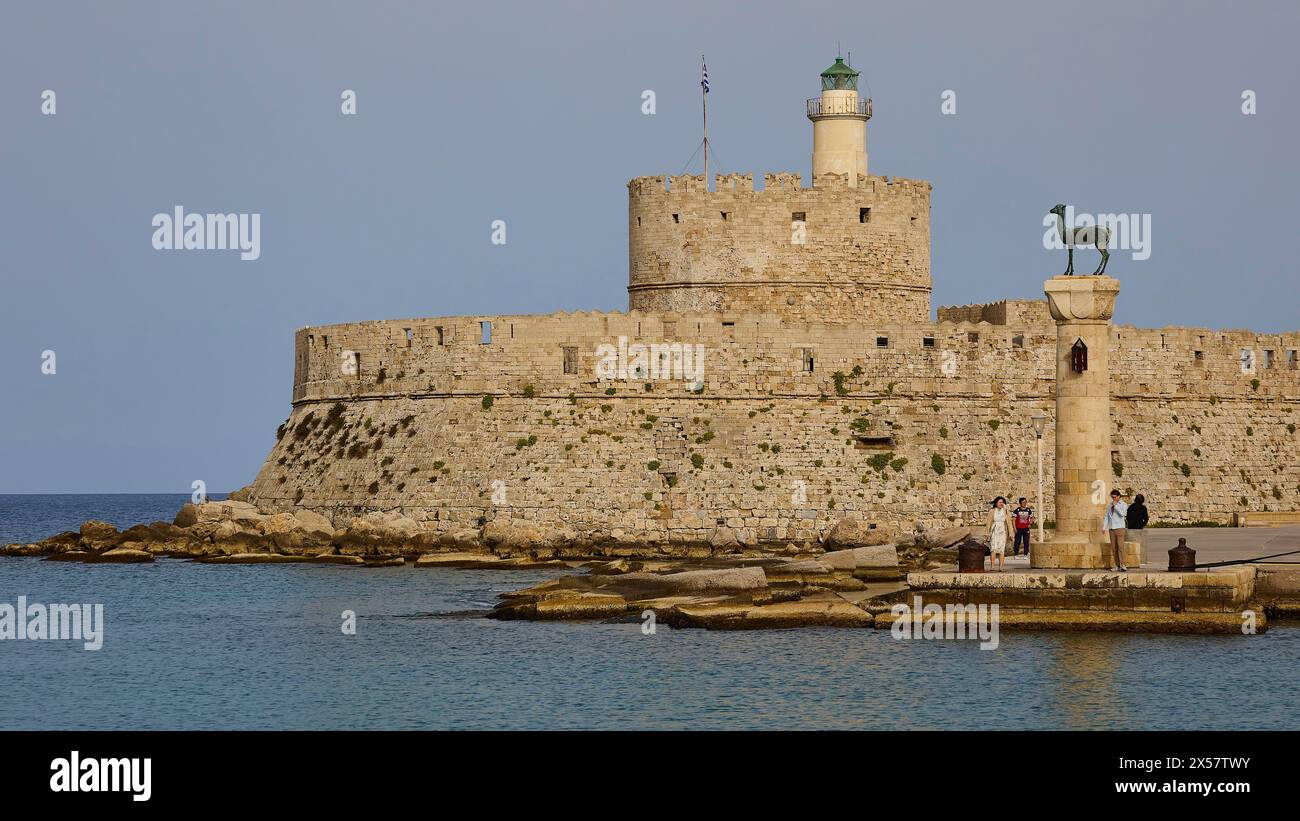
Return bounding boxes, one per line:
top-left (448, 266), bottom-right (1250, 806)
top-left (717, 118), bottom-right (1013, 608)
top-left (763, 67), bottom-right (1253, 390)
top-left (876, 336), bottom-right (889, 348)
top-left (672, 213), bottom-right (680, 223)
top-left (404, 328), bottom-right (413, 348)
top-left (860, 207), bottom-right (871, 223)
top-left (480, 321), bottom-right (492, 345)
top-left (922, 336), bottom-right (935, 349)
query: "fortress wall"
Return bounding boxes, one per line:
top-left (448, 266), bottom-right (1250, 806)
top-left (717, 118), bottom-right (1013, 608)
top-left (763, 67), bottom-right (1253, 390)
top-left (937, 300), bottom-right (1051, 328)
top-left (627, 172), bottom-right (932, 324)
top-left (252, 313), bottom-right (1300, 539)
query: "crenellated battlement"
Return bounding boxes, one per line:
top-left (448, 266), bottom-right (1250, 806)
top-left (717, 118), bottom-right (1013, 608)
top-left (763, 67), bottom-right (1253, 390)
top-left (626, 172), bottom-right (931, 197)
top-left (291, 310), bottom-right (1300, 409)
top-left (627, 170), bottom-right (933, 324)
top-left (937, 300), bottom-right (1052, 327)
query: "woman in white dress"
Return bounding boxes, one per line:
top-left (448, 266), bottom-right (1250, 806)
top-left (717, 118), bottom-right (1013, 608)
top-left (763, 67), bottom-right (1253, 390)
top-left (986, 496), bottom-right (1009, 571)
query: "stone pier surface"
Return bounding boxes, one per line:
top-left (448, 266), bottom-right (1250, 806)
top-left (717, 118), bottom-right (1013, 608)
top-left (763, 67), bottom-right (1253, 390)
top-left (1032, 274), bottom-right (1137, 569)
top-left (907, 567), bottom-right (1261, 633)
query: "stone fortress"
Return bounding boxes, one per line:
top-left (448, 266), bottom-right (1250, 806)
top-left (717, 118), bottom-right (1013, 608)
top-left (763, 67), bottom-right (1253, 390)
top-left (246, 58), bottom-right (1300, 553)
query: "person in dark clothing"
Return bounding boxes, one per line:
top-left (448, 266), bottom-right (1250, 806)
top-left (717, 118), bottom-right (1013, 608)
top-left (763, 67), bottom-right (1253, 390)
top-left (1126, 494), bottom-right (1149, 566)
top-left (1011, 498), bottom-right (1034, 557)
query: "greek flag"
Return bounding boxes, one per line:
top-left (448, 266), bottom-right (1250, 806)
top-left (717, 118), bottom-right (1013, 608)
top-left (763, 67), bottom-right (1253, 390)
top-left (701, 57), bottom-right (709, 93)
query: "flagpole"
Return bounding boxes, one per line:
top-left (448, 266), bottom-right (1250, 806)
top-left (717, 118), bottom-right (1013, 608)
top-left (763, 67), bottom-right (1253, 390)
top-left (701, 55), bottom-right (708, 185)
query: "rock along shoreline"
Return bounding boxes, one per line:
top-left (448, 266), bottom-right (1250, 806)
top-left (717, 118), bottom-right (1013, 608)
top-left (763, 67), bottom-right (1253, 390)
top-left (8, 496), bottom-right (1295, 634)
top-left (1, 494), bottom-right (981, 630)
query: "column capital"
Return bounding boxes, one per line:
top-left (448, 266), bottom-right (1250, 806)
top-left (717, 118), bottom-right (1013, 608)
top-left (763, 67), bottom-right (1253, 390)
top-left (1043, 275), bottom-right (1120, 323)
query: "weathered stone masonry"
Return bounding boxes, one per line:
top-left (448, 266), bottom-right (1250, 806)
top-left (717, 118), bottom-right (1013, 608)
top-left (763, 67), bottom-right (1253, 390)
top-left (628, 172), bottom-right (931, 324)
top-left (249, 304), bottom-right (1300, 544)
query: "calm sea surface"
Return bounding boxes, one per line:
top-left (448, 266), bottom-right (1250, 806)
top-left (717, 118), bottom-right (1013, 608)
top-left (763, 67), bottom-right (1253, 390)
top-left (1, 494), bottom-right (1297, 730)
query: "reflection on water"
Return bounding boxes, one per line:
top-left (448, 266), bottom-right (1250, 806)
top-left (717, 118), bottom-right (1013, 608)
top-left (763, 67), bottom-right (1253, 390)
top-left (1, 557), bottom-right (1295, 730)
top-left (1050, 634), bottom-right (1122, 730)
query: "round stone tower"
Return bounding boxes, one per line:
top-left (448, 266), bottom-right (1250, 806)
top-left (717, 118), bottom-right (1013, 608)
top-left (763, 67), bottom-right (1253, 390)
top-left (808, 57), bottom-right (871, 185)
top-left (626, 59), bottom-right (931, 325)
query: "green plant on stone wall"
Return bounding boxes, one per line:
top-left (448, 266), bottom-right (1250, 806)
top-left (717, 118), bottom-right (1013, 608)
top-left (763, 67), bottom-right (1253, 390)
top-left (832, 371), bottom-right (849, 396)
top-left (481, 395), bottom-right (494, 410)
top-left (931, 453), bottom-right (946, 475)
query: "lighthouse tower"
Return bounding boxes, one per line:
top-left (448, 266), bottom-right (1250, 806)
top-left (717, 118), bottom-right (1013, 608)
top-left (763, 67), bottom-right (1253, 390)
top-left (807, 57), bottom-right (871, 186)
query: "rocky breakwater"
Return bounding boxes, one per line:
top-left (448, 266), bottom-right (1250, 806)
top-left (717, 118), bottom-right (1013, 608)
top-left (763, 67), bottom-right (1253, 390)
top-left (489, 525), bottom-right (973, 629)
top-left (1, 499), bottom-right (449, 567)
top-left (3, 499), bottom-right (968, 575)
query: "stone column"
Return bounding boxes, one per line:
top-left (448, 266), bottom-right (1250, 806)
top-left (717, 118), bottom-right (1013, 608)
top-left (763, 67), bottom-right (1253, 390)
top-left (1032, 275), bottom-right (1137, 569)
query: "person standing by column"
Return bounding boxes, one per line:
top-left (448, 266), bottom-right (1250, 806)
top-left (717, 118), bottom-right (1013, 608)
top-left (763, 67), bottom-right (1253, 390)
top-left (1102, 489), bottom-right (1129, 572)
top-left (1125, 493), bottom-right (1149, 567)
top-left (987, 497), bottom-right (1009, 572)
top-left (1011, 497), bottom-right (1034, 557)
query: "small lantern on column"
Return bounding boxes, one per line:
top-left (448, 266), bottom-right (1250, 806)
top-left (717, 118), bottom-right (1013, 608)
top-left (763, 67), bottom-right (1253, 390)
top-left (1070, 338), bottom-right (1088, 373)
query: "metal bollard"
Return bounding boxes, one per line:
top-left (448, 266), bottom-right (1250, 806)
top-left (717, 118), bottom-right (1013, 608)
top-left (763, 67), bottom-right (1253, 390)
top-left (1167, 537), bottom-right (1197, 573)
top-left (958, 541), bottom-right (986, 573)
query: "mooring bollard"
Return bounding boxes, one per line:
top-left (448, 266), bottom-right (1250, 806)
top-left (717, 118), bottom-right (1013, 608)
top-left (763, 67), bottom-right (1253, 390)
top-left (1168, 537), bottom-right (1197, 572)
top-left (958, 541), bottom-right (985, 573)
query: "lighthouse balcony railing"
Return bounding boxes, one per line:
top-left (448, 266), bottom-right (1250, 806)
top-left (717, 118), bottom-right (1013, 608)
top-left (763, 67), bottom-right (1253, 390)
top-left (806, 97), bottom-right (872, 118)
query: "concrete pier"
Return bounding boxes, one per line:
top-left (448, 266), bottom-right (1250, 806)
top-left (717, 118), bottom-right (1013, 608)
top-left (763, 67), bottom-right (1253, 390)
top-left (906, 566), bottom-right (1261, 633)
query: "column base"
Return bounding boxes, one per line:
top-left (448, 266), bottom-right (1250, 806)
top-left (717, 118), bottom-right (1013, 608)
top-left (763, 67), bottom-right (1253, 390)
top-left (1031, 538), bottom-right (1142, 569)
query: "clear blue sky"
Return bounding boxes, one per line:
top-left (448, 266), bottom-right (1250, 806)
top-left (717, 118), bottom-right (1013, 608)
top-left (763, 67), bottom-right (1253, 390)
top-left (2, 0), bottom-right (1297, 493)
